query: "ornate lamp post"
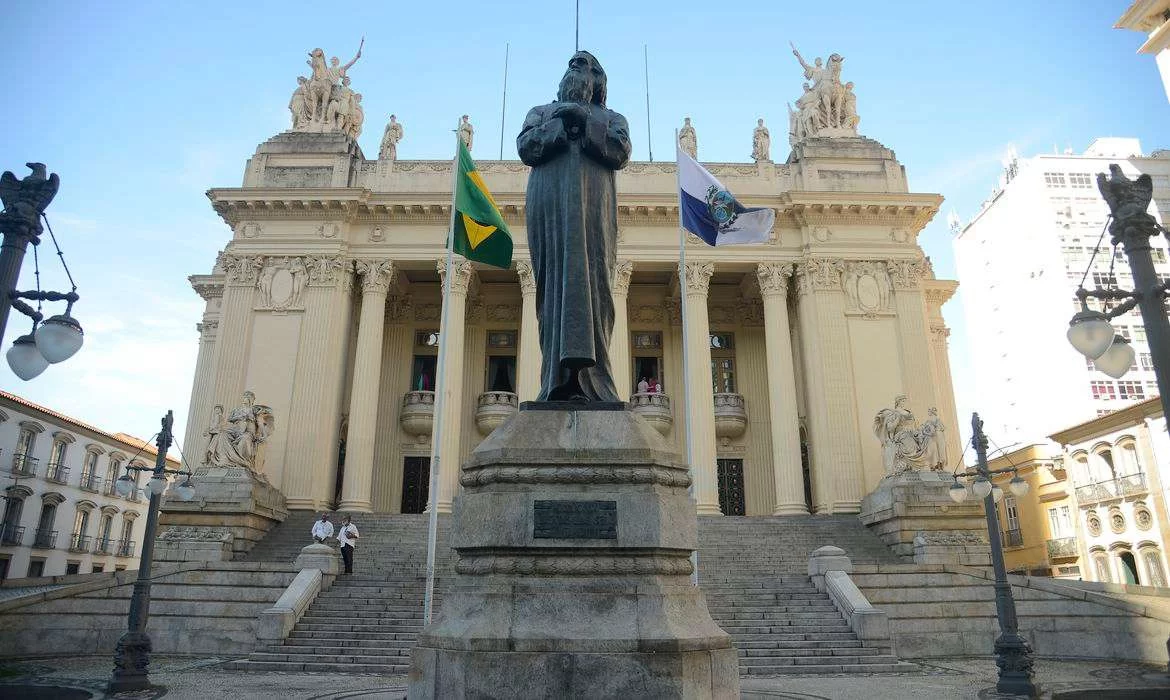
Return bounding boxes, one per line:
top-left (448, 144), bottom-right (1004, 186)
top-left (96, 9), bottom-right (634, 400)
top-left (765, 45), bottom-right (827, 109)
top-left (1066, 165), bottom-right (1170, 429)
top-left (0, 163), bottom-right (84, 379)
top-left (107, 411), bottom-right (195, 693)
top-left (948, 413), bottom-right (1037, 697)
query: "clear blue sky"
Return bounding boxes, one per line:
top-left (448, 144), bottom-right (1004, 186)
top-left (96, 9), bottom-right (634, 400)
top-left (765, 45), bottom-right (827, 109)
top-left (1, 1), bottom-right (1166, 454)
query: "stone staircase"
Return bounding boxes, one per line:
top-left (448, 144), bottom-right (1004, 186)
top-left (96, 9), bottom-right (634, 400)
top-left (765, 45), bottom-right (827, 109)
top-left (230, 513), bottom-right (907, 674)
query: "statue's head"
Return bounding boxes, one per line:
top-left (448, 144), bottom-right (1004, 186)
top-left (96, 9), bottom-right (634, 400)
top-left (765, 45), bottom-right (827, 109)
top-left (684, 117), bottom-right (691, 126)
top-left (243, 390), bottom-right (256, 405)
top-left (928, 407), bottom-right (938, 417)
top-left (342, 75), bottom-right (351, 87)
top-left (845, 81), bottom-right (854, 91)
top-left (390, 114), bottom-right (397, 121)
top-left (757, 118), bottom-right (764, 126)
top-left (297, 76), bottom-right (307, 85)
top-left (894, 394), bottom-right (908, 407)
top-left (814, 57), bottom-right (823, 67)
top-left (558, 51), bottom-right (607, 107)
top-left (330, 56), bottom-right (340, 67)
top-left (310, 48), bottom-right (324, 58)
top-left (830, 53), bottom-right (843, 63)
top-left (462, 114), bottom-right (469, 123)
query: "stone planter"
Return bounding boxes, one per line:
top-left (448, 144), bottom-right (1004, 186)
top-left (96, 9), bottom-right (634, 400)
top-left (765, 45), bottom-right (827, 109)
top-left (400, 390), bottom-right (435, 442)
top-left (713, 392), bottom-right (747, 442)
top-left (475, 391), bottom-right (518, 435)
top-left (629, 391), bottom-right (672, 435)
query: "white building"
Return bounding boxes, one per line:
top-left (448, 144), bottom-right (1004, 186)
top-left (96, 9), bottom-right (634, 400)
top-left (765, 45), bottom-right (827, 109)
top-left (954, 138), bottom-right (1170, 445)
top-left (0, 391), bottom-right (179, 579)
top-left (1117, 0), bottom-right (1170, 103)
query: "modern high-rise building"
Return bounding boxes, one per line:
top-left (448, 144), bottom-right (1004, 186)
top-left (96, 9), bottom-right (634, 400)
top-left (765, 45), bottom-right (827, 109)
top-left (954, 138), bottom-right (1170, 445)
top-left (1116, 0), bottom-right (1170, 102)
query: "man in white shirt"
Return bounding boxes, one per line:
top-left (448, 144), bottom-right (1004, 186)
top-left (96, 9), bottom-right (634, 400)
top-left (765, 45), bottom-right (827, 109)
top-left (338, 515), bottom-right (359, 574)
top-left (311, 513), bottom-right (334, 544)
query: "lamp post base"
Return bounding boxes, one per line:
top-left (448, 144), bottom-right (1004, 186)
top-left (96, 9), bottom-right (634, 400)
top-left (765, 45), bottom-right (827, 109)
top-left (107, 630), bottom-right (155, 694)
top-left (994, 631), bottom-right (1038, 697)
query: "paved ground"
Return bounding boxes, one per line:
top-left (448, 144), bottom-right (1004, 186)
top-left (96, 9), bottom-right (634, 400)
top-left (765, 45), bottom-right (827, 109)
top-left (0, 655), bottom-right (1166, 699)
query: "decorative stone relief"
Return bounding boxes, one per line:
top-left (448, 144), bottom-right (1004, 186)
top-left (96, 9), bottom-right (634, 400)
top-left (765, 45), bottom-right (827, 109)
top-left (842, 261), bottom-right (893, 316)
top-left (485, 304), bottom-right (520, 322)
top-left (318, 222), bottom-right (341, 239)
top-left (465, 296), bottom-right (485, 323)
top-left (795, 257), bottom-right (844, 294)
top-left (709, 304), bottom-right (736, 325)
top-left (292, 43), bottom-right (365, 138)
top-left (437, 258), bottom-right (474, 295)
top-left (737, 299), bottom-right (764, 326)
top-left (414, 303), bottom-right (441, 322)
top-left (236, 222), bottom-right (262, 239)
top-left (256, 257), bottom-right (308, 311)
top-left (812, 226), bottom-right (831, 243)
top-left (1086, 511), bottom-right (1102, 537)
top-left (680, 261), bottom-right (715, 295)
top-left (787, 45), bottom-right (859, 145)
top-left (1109, 507), bottom-right (1126, 534)
top-left (222, 255), bottom-right (265, 286)
top-left (306, 255), bottom-right (348, 287)
top-left (355, 259), bottom-right (396, 294)
top-left (387, 294), bottom-right (413, 322)
top-left (756, 262), bottom-right (794, 297)
top-left (516, 260), bottom-right (536, 296)
top-left (890, 227), bottom-right (909, 243)
top-left (370, 226), bottom-right (385, 242)
top-left (886, 258), bottom-right (929, 290)
top-left (204, 391), bottom-right (274, 475)
top-left (873, 396), bottom-right (947, 474)
top-left (631, 304), bottom-right (664, 324)
top-left (1135, 502), bottom-right (1153, 531)
top-left (613, 259), bottom-right (634, 296)
top-left (665, 297), bottom-right (682, 325)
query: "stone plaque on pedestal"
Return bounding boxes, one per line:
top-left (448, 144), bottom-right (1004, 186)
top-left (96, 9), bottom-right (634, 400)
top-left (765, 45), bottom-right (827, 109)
top-left (859, 470), bottom-right (989, 566)
top-left (408, 408), bottom-right (739, 699)
top-left (160, 466), bottom-right (288, 560)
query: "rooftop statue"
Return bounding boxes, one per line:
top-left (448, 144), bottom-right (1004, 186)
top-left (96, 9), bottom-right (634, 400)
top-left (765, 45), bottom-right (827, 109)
top-left (787, 42), bottom-right (859, 145)
top-left (458, 115), bottom-right (474, 151)
top-left (289, 39), bottom-right (365, 139)
top-left (678, 117), bottom-right (697, 159)
top-left (379, 114), bottom-right (404, 160)
top-left (751, 118), bottom-right (771, 162)
top-left (517, 51), bottom-right (631, 402)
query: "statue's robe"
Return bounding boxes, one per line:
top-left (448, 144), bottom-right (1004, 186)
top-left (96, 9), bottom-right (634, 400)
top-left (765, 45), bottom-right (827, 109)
top-left (518, 101), bottom-right (631, 401)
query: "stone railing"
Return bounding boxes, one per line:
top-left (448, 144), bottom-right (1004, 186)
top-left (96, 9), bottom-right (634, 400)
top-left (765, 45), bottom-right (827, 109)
top-left (32, 528), bottom-right (57, 550)
top-left (45, 461), bottom-right (69, 484)
top-left (1075, 472), bottom-right (1147, 504)
top-left (808, 546), bottom-right (893, 650)
top-left (1, 525), bottom-right (25, 546)
top-left (69, 533), bottom-right (91, 553)
top-left (10, 453), bottom-right (37, 477)
top-left (400, 390), bottom-right (436, 443)
top-left (116, 539), bottom-right (136, 557)
top-left (79, 473), bottom-right (102, 493)
top-left (475, 391), bottom-right (519, 435)
top-left (629, 392), bottom-right (672, 435)
top-left (1046, 536), bottom-right (1078, 561)
top-left (713, 392), bottom-right (747, 441)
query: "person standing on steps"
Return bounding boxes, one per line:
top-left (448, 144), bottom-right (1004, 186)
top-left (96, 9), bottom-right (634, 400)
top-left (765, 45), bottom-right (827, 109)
top-left (338, 514), bottom-right (360, 574)
top-left (311, 512), bottom-right (334, 544)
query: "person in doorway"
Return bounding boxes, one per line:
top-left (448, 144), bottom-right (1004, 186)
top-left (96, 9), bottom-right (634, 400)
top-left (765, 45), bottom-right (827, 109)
top-left (311, 513), bottom-right (334, 544)
top-left (649, 378), bottom-right (660, 393)
top-left (636, 377), bottom-right (649, 394)
top-left (338, 514), bottom-right (360, 574)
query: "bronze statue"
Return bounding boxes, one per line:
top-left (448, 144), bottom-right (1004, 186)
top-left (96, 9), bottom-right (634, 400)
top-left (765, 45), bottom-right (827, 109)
top-left (517, 51), bottom-right (631, 402)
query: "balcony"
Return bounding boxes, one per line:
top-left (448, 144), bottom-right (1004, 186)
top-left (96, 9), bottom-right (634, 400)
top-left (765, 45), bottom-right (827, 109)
top-left (630, 392), bottom-right (673, 435)
top-left (11, 453), bottom-right (38, 477)
top-left (45, 461), bottom-right (70, 484)
top-left (400, 390), bottom-right (435, 443)
top-left (69, 533), bottom-right (92, 553)
top-left (94, 538), bottom-right (114, 555)
top-left (1074, 472), bottom-right (1147, 505)
top-left (475, 391), bottom-right (518, 435)
top-left (116, 540), bottom-right (136, 557)
top-left (713, 393), bottom-right (748, 443)
top-left (0, 524), bottom-right (25, 546)
top-left (104, 481), bottom-right (119, 497)
top-left (1047, 536), bottom-right (1079, 561)
top-left (32, 528), bottom-right (58, 549)
top-left (1002, 529), bottom-right (1024, 548)
top-left (79, 473), bottom-right (102, 494)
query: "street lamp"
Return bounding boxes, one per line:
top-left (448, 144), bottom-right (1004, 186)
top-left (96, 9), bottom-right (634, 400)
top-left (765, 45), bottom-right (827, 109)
top-left (0, 163), bottom-right (84, 380)
top-left (948, 413), bottom-right (1038, 697)
top-left (107, 410), bottom-right (195, 693)
top-left (1066, 165), bottom-right (1170, 430)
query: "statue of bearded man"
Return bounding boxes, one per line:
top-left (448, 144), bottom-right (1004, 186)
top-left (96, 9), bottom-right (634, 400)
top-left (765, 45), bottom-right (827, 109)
top-left (517, 51), bottom-right (632, 402)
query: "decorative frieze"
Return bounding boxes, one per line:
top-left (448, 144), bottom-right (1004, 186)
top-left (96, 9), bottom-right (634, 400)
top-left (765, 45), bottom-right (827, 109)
top-left (709, 304), bottom-right (737, 326)
top-left (665, 297), bottom-right (682, 325)
top-left (842, 261), bottom-right (893, 316)
top-left (455, 553), bottom-right (693, 577)
top-left (236, 222), bottom-right (262, 238)
top-left (461, 464), bottom-right (691, 488)
top-left (317, 222), bottom-right (341, 239)
top-left (354, 258), bottom-right (396, 294)
top-left (630, 304), bottom-right (664, 324)
top-left (484, 303), bottom-right (520, 322)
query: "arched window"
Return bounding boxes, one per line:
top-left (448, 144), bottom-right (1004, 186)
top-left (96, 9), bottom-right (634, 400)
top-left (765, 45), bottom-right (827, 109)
top-left (1140, 547), bottom-right (1166, 588)
top-left (104, 454), bottom-right (125, 497)
top-left (117, 512), bottom-right (139, 557)
top-left (1091, 550), bottom-right (1112, 583)
top-left (1115, 439), bottom-right (1141, 476)
top-left (0, 486), bottom-right (31, 545)
top-left (80, 448), bottom-right (103, 492)
top-left (1093, 447), bottom-right (1117, 482)
top-left (96, 509), bottom-right (117, 555)
top-left (1118, 550), bottom-right (1141, 585)
top-left (70, 501), bottom-right (95, 552)
top-left (13, 422), bottom-right (42, 476)
top-left (33, 493), bottom-right (64, 549)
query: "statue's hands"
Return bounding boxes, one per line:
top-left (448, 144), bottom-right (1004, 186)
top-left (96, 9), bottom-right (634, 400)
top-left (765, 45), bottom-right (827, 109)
top-left (552, 103), bottom-right (588, 132)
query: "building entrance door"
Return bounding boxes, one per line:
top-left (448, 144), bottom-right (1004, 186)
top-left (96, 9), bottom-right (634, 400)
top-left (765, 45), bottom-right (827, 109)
top-left (716, 459), bottom-right (745, 516)
top-left (400, 457), bottom-right (430, 514)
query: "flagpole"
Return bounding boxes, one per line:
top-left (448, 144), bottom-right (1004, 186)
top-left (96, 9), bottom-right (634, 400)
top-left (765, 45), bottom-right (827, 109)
top-left (423, 124), bottom-right (463, 625)
top-left (644, 46), bottom-right (653, 162)
top-left (498, 43), bottom-right (509, 160)
top-left (675, 136), bottom-right (699, 587)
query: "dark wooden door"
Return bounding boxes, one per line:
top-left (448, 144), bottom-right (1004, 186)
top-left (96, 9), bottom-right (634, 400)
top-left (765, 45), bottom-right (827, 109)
top-left (716, 459), bottom-right (746, 516)
top-left (400, 457), bottom-right (431, 514)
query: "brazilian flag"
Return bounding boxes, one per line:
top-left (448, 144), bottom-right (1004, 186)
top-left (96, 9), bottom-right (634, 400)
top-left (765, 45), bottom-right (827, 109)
top-left (452, 139), bottom-right (513, 268)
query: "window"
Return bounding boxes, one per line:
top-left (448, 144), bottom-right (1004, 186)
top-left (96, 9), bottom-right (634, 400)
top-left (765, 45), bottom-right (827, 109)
top-left (1117, 326), bottom-right (1132, 341)
top-left (1003, 496), bottom-right (1020, 532)
top-left (1090, 381), bottom-right (1116, 400)
top-left (97, 514), bottom-right (114, 553)
top-left (13, 428), bottom-right (37, 475)
top-left (34, 502), bottom-right (58, 548)
top-left (15, 428), bottom-right (36, 458)
top-left (72, 509), bottom-right (90, 551)
top-left (91, 564), bottom-right (104, 574)
top-left (415, 330), bottom-right (440, 347)
top-left (1142, 549), bottom-right (1166, 588)
top-left (1068, 172), bottom-right (1093, 188)
top-left (1141, 353), bottom-right (1154, 370)
top-left (410, 356), bottom-right (437, 392)
top-left (485, 356), bottom-right (516, 392)
top-left (1044, 172), bottom-right (1067, 187)
top-left (48, 439), bottom-right (68, 471)
top-left (1153, 248), bottom-right (1168, 264)
top-left (27, 560), bottom-right (45, 578)
top-left (1047, 505), bottom-right (1072, 538)
top-left (1092, 272), bottom-right (1118, 287)
top-left (65, 562), bottom-right (80, 575)
top-left (104, 459), bottom-right (122, 496)
top-left (1, 494), bottom-right (25, 545)
top-left (710, 333), bottom-right (736, 394)
top-left (1134, 327), bottom-right (1147, 343)
top-left (1118, 381), bottom-right (1145, 400)
top-left (1118, 441), bottom-right (1141, 475)
top-left (1093, 552), bottom-right (1112, 582)
top-left (80, 451), bottom-right (101, 491)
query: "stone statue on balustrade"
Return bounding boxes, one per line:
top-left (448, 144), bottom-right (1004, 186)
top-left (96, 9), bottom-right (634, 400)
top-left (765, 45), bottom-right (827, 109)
top-left (517, 50), bottom-right (631, 402)
top-left (204, 391), bottom-right (275, 475)
top-left (379, 114), bottom-right (404, 160)
top-left (751, 119), bottom-right (770, 162)
top-left (678, 117), bottom-right (697, 158)
top-left (873, 396), bottom-right (947, 474)
top-left (787, 43), bottom-right (859, 145)
top-left (458, 115), bottom-right (475, 151)
top-left (288, 40), bottom-right (366, 138)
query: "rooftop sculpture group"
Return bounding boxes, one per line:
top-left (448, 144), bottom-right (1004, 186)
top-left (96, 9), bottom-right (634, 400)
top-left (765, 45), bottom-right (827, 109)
top-left (787, 43), bottom-right (860, 145)
top-left (289, 41), bottom-right (366, 139)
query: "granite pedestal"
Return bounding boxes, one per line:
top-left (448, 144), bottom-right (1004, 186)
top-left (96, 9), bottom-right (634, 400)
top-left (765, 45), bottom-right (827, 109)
top-left (859, 470), bottom-right (989, 566)
top-left (160, 466), bottom-right (287, 559)
top-left (407, 407), bottom-right (739, 699)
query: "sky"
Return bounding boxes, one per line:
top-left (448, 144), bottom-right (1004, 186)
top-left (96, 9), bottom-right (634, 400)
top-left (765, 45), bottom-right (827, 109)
top-left (1, 0), bottom-right (1167, 456)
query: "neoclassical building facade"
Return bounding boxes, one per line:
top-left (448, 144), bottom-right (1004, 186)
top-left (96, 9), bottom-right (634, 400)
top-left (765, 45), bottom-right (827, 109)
top-left (183, 123), bottom-right (958, 518)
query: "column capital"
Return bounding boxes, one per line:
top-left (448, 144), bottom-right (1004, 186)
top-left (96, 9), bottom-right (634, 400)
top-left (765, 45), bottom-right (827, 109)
top-left (613, 259), bottom-right (634, 296)
top-left (680, 261), bottom-right (715, 295)
top-left (886, 258), bottom-right (930, 290)
top-left (305, 255), bottom-right (350, 288)
top-left (438, 258), bottom-right (474, 295)
top-left (355, 258), bottom-right (396, 294)
top-left (795, 257), bottom-right (844, 295)
top-left (515, 259), bottom-right (537, 296)
top-left (756, 262), bottom-right (794, 297)
top-left (222, 254), bottom-right (264, 287)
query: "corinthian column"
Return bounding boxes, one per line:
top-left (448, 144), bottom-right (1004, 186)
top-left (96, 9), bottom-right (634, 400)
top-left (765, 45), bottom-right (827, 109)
top-left (681, 260), bottom-right (721, 515)
top-left (434, 258), bottom-right (474, 513)
top-left (516, 260), bottom-right (541, 402)
top-left (611, 259), bottom-right (634, 399)
top-left (339, 259), bottom-right (396, 512)
top-left (757, 263), bottom-right (807, 515)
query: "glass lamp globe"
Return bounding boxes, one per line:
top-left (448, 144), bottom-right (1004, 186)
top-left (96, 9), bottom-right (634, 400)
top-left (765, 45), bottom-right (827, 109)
top-left (992, 485), bottom-right (1004, 504)
top-left (972, 476), bottom-right (993, 499)
top-left (6, 334), bottom-right (48, 380)
top-left (174, 479), bottom-right (196, 501)
top-left (147, 475), bottom-right (168, 495)
top-left (1094, 335), bottom-right (1134, 379)
top-left (1008, 474), bottom-right (1030, 497)
top-left (114, 474), bottom-right (136, 497)
top-left (1067, 309), bottom-right (1115, 360)
top-left (948, 480), bottom-right (968, 503)
top-left (34, 313), bottom-right (84, 364)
